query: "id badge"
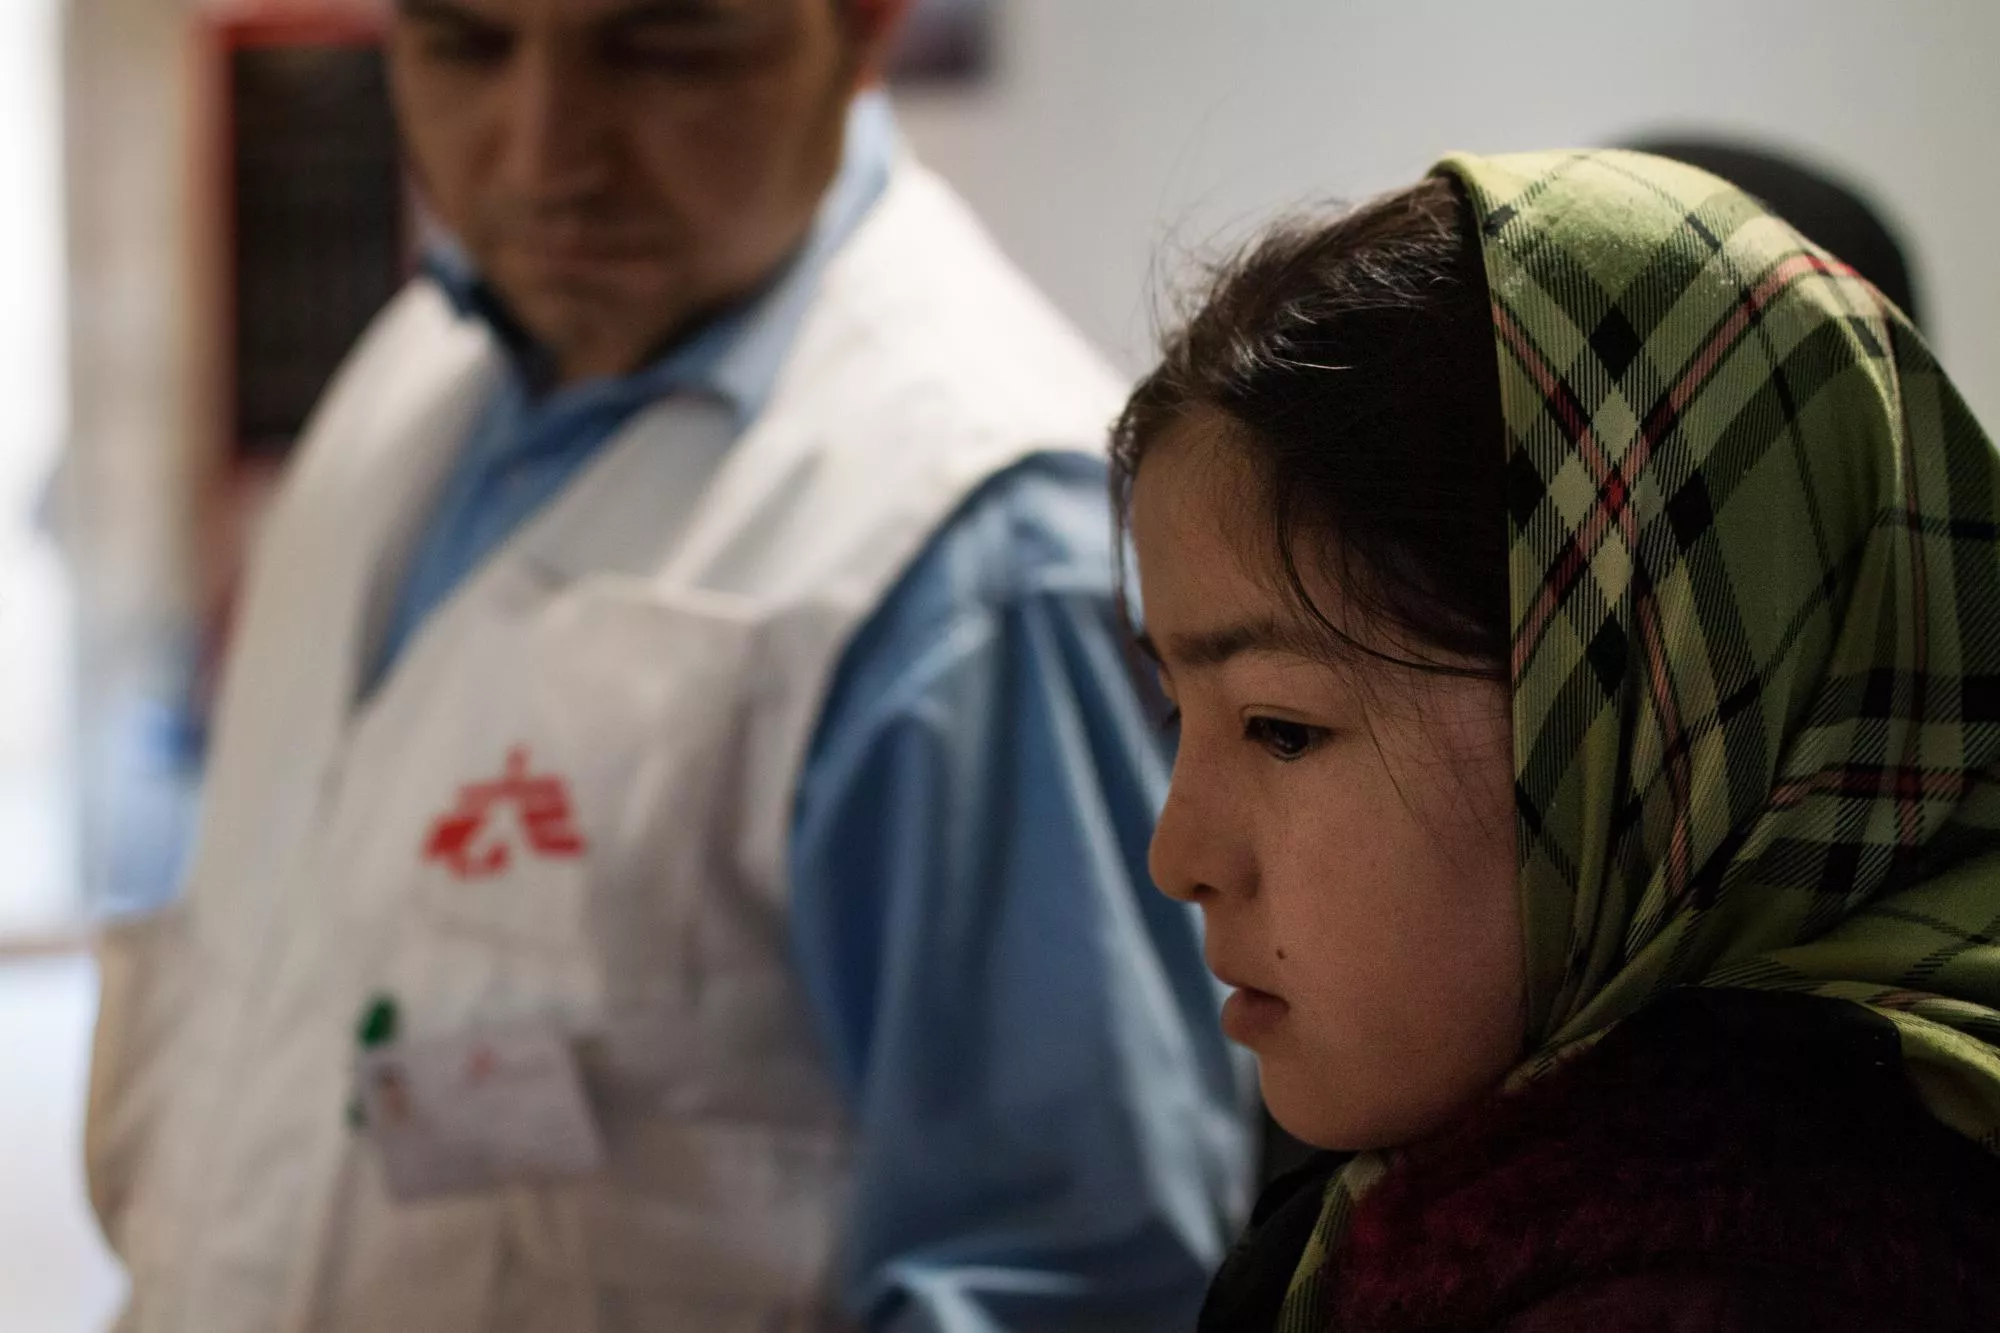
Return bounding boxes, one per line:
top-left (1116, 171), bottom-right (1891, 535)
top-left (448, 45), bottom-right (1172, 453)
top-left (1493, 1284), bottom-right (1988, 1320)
top-left (354, 1021), bottom-right (606, 1201)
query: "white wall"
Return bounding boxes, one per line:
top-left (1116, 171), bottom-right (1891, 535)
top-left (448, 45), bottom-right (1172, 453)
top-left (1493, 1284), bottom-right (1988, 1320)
top-left (0, 957), bottom-right (125, 1332)
top-left (63, 0), bottom-right (207, 920)
top-left (897, 0), bottom-right (2000, 430)
top-left (0, 0), bottom-right (74, 935)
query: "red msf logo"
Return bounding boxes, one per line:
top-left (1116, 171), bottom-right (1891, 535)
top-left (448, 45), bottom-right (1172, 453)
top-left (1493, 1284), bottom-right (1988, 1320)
top-left (422, 746), bottom-right (586, 881)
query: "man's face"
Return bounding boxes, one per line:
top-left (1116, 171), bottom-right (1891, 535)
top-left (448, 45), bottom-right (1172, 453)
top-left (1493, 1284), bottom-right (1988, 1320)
top-left (388, 0), bottom-right (902, 384)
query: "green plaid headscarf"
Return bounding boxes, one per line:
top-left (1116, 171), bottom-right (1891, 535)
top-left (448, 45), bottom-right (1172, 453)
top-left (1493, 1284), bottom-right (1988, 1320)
top-left (1277, 149), bottom-right (2000, 1329)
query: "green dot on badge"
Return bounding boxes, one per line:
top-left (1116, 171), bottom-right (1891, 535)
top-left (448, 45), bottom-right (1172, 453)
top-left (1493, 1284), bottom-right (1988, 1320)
top-left (356, 994), bottom-right (399, 1049)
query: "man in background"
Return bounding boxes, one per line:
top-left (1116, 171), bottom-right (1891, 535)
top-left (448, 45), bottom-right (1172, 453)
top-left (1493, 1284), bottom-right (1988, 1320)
top-left (85, 3), bottom-right (1251, 1329)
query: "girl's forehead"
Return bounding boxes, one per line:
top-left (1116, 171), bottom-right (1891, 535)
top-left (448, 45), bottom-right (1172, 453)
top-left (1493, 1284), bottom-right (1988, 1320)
top-left (1129, 412), bottom-right (1273, 564)
top-left (1132, 440), bottom-right (1286, 610)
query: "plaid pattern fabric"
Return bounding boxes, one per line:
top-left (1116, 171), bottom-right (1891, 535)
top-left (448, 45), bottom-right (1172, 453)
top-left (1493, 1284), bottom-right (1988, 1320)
top-left (1278, 150), bottom-right (2000, 1331)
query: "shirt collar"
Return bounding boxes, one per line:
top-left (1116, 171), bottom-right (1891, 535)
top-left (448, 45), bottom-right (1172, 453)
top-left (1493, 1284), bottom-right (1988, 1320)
top-left (423, 89), bottom-right (899, 423)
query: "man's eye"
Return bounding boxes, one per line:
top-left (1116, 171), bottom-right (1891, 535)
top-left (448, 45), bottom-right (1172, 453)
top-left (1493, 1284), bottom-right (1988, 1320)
top-left (418, 23), bottom-right (513, 66)
top-left (602, 32), bottom-right (762, 75)
top-left (1244, 716), bottom-right (1326, 761)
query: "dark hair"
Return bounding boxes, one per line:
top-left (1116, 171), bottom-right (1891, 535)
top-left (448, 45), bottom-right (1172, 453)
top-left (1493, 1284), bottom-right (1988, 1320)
top-left (1112, 175), bottom-right (1509, 678)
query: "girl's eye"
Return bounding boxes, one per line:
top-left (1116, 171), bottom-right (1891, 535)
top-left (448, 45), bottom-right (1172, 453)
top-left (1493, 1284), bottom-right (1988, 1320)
top-left (1244, 716), bottom-right (1327, 761)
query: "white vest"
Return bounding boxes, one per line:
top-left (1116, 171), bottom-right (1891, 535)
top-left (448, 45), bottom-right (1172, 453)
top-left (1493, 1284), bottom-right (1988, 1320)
top-left (86, 161), bottom-right (1127, 1333)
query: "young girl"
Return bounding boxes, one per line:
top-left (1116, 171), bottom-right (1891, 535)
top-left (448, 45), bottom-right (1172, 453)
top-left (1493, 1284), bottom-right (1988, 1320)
top-left (1117, 152), bottom-right (2000, 1331)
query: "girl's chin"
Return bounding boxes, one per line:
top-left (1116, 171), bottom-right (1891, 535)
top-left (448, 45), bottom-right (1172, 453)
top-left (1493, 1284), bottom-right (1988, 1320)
top-left (1258, 1053), bottom-right (1457, 1156)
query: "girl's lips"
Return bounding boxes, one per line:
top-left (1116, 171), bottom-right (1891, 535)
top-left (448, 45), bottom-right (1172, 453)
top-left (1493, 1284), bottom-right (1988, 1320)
top-left (1221, 986), bottom-right (1290, 1045)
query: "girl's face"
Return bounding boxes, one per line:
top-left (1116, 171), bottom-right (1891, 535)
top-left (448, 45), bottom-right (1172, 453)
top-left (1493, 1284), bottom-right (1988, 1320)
top-left (1131, 410), bottom-right (1526, 1152)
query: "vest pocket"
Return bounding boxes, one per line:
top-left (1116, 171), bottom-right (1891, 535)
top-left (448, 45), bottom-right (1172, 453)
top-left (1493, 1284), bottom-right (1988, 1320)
top-left (86, 904), bottom-right (195, 1262)
top-left (502, 1116), bottom-right (850, 1312)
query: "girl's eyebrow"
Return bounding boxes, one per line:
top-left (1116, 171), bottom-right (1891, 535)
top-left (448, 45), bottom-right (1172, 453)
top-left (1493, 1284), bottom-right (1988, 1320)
top-left (1138, 618), bottom-right (1323, 670)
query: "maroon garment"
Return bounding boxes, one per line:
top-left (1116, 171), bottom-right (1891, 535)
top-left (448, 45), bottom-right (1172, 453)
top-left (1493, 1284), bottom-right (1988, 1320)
top-left (1201, 991), bottom-right (2000, 1332)
top-left (1336, 991), bottom-right (2000, 1331)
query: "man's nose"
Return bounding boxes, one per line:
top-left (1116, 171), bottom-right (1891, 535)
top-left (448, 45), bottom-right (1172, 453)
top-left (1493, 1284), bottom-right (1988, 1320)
top-left (496, 47), bottom-right (613, 203)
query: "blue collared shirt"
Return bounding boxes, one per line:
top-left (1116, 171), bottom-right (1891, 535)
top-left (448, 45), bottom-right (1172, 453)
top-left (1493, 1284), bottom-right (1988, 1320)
top-left (375, 91), bottom-right (1252, 1331)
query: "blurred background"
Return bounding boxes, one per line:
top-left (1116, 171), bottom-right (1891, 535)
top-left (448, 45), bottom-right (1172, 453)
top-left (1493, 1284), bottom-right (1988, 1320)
top-left (4, 0), bottom-right (1995, 1326)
